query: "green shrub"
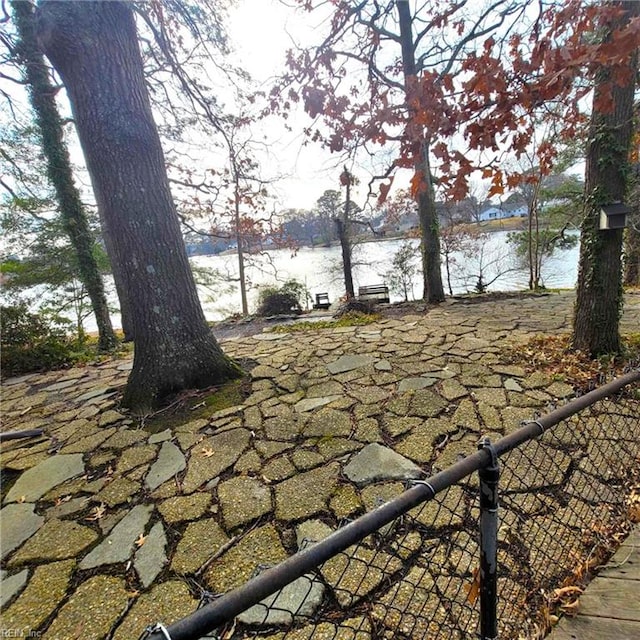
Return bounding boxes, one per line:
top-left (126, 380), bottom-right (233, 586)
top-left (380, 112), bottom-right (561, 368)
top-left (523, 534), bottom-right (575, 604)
top-left (256, 280), bottom-right (306, 316)
top-left (1, 303), bottom-right (74, 378)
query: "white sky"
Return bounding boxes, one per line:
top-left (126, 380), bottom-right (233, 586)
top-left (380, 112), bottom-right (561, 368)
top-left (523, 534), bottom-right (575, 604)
top-left (1, 0), bottom-right (586, 218)
top-left (225, 0), bottom-right (397, 212)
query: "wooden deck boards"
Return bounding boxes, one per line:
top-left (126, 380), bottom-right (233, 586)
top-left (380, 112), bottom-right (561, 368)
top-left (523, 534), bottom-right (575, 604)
top-left (549, 524), bottom-right (640, 640)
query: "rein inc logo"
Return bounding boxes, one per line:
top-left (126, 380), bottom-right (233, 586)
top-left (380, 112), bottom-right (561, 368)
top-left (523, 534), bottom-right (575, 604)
top-left (0, 630), bottom-right (41, 638)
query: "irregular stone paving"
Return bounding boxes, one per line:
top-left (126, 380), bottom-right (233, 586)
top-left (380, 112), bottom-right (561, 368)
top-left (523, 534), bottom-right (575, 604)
top-left (0, 291), bottom-right (638, 640)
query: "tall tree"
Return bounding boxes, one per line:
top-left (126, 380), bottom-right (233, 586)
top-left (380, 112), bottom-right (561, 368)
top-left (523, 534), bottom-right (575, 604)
top-left (276, 1), bottom-right (639, 306)
top-left (336, 167), bottom-right (357, 299)
top-left (315, 189), bottom-right (342, 247)
top-left (200, 114), bottom-right (276, 317)
top-left (396, 0), bottom-right (444, 302)
top-left (572, 0), bottom-right (639, 356)
top-left (10, 0), bottom-right (117, 350)
top-left (37, 0), bottom-right (240, 410)
top-left (624, 149), bottom-right (639, 286)
top-left (273, 0), bottom-right (535, 302)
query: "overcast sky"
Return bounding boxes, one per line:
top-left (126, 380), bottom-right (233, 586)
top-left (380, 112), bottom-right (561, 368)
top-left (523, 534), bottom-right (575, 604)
top-left (226, 0), bottom-right (391, 212)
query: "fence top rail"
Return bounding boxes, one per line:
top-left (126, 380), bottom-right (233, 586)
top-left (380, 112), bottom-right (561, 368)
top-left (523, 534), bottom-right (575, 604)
top-left (493, 367), bottom-right (640, 458)
top-left (144, 367), bottom-right (640, 640)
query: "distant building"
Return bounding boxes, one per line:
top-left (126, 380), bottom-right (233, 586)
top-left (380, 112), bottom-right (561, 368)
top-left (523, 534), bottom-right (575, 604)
top-left (501, 202), bottom-right (528, 217)
top-left (477, 203), bottom-right (528, 221)
top-left (477, 206), bottom-right (503, 221)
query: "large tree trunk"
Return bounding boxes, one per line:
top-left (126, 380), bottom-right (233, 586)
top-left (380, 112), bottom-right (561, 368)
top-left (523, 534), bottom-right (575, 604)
top-left (624, 226), bottom-right (640, 286)
top-left (623, 178), bottom-right (640, 286)
top-left (12, 0), bottom-right (117, 351)
top-left (397, 0), bottom-right (445, 303)
top-left (335, 217), bottom-right (354, 298)
top-left (416, 145), bottom-right (445, 302)
top-left (572, 1), bottom-right (638, 356)
top-left (37, 0), bottom-right (241, 411)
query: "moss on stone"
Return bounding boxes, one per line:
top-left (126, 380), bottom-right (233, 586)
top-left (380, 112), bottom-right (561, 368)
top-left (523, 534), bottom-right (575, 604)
top-left (9, 520), bottom-right (97, 566)
top-left (218, 476), bottom-right (272, 530)
top-left (112, 581), bottom-right (196, 640)
top-left (274, 464), bottom-right (340, 521)
top-left (116, 444), bottom-right (158, 474)
top-left (46, 575), bottom-right (128, 639)
top-left (94, 477), bottom-right (138, 507)
top-left (205, 524), bottom-right (287, 593)
top-left (1, 560), bottom-right (75, 631)
top-left (171, 518), bottom-right (229, 574)
top-left (329, 484), bottom-right (362, 520)
top-left (158, 493), bottom-right (211, 524)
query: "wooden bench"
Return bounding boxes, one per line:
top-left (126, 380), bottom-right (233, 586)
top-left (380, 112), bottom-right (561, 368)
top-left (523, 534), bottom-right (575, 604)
top-left (358, 284), bottom-right (390, 304)
top-left (313, 292), bottom-right (331, 310)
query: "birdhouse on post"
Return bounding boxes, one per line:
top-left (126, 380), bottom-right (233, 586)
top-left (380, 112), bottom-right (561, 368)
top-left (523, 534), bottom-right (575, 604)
top-left (599, 202), bottom-right (630, 230)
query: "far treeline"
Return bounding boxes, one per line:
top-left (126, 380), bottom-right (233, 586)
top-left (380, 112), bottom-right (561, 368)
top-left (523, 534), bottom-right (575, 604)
top-left (1, 0), bottom-right (638, 411)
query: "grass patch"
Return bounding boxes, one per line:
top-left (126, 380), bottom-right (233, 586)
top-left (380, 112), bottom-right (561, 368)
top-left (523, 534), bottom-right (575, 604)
top-left (504, 333), bottom-right (640, 387)
top-left (268, 311), bottom-right (381, 333)
top-left (139, 377), bottom-right (249, 434)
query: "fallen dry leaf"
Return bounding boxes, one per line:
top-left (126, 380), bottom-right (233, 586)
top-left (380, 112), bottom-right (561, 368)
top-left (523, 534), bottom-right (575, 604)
top-left (464, 567), bottom-right (480, 605)
top-left (220, 619), bottom-right (237, 640)
top-left (201, 447), bottom-right (215, 458)
top-left (552, 586), bottom-right (583, 600)
top-left (135, 533), bottom-right (147, 548)
top-left (559, 599), bottom-right (581, 616)
top-left (85, 503), bottom-right (107, 521)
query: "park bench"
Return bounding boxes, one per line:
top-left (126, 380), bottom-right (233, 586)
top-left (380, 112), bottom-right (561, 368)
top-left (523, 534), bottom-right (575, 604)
top-left (358, 284), bottom-right (390, 303)
top-left (313, 292), bottom-right (331, 310)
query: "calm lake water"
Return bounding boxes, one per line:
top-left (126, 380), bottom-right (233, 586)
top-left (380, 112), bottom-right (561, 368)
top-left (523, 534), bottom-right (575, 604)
top-left (191, 231), bottom-right (580, 321)
top-left (81, 230), bottom-right (579, 331)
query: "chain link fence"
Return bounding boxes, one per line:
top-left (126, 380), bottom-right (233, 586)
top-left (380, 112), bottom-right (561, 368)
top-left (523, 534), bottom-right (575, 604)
top-left (144, 369), bottom-right (640, 640)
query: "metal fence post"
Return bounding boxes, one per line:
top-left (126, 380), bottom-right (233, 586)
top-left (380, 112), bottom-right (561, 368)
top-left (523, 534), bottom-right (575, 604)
top-left (478, 437), bottom-right (500, 640)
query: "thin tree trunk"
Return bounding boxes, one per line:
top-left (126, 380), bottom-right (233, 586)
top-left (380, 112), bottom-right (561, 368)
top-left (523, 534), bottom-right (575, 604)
top-left (101, 224), bottom-right (134, 341)
top-left (38, 0), bottom-right (241, 411)
top-left (572, 1), bottom-right (638, 356)
top-left (397, 0), bottom-right (445, 303)
top-left (445, 251), bottom-right (453, 296)
top-left (234, 183), bottom-right (249, 316)
top-left (337, 171), bottom-right (355, 299)
top-left (12, 0), bottom-right (117, 351)
top-left (527, 200), bottom-right (534, 289)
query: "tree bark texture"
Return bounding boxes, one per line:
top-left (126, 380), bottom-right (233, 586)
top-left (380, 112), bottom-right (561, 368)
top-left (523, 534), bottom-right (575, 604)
top-left (623, 175), bottom-right (639, 286)
top-left (397, 0), bottom-right (445, 303)
top-left (12, 0), bottom-right (117, 351)
top-left (337, 172), bottom-right (355, 299)
top-left (572, 1), bottom-right (638, 357)
top-left (37, 0), bottom-right (241, 410)
top-left (234, 192), bottom-right (249, 316)
top-left (335, 217), bottom-right (354, 298)
top-left (101, 223), bottom-right (134, 341)
top-left (416, 153), bottom-right (446, 302)
top-left (624, 225), bottom-right (640, 286)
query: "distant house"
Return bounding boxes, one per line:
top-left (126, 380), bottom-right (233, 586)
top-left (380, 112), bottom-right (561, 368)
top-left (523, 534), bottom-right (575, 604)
top-left (477, 206), bottom-right (503, 221)
top-left (501, 203), bottom-right (528, 217)
top-left (478, 203), bottom-right (528, 221)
